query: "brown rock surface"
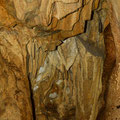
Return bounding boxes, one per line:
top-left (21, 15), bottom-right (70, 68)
top-left (0, 0), bottom-right (120, 120)
top-left (0, 26), bottom-right (33, 120)
top-left (98, 1), bottom-right (120, 119)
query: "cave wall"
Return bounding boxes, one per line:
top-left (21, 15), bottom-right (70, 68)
top-left (99, 0), bottom-right (120, 119)
top-left (0, 0), bottom-right (119, 120)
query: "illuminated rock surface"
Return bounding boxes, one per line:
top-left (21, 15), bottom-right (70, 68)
top-left (0, 0), bottom-right (120, 120)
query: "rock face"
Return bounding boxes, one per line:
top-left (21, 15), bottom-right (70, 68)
top-left (0, 0), bottom-right (120, 120)
top-left (0, 26), bottom-right (33, 120)
top-left (98, 1), bottom-right (120, 119)
top-left (1, 0), bottom-right (102, 50)
top-left (28, 7), bottom-right (107, 119)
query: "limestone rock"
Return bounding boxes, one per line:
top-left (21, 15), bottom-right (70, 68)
top-left (0, 26), bottom-right (33, 120)
top-left (1, 0), bottom-right (120, 120)
top-left (98, 1), bottom-right (120, 119)
top-left (27, 8), bottom-right (107, 119)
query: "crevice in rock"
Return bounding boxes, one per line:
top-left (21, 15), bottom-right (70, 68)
top-left (28, 74), bottom-right (36, 120)
top-left (26, 43), bottom-right (36, 120)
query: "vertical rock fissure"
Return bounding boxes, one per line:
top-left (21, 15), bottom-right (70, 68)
top-left (28, 74), bottom-right (36, 120)
top-left (26, 44), bottom-right (36, 120)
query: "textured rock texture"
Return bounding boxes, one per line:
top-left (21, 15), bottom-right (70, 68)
top-left (0, 26), bottom-right (34, 120)
top-left (0, 0), bottom-right (120, 120)
top-left (4, 0), bottom-right (102, 50)
top-left (98, 1), bottom-right (120, 119)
